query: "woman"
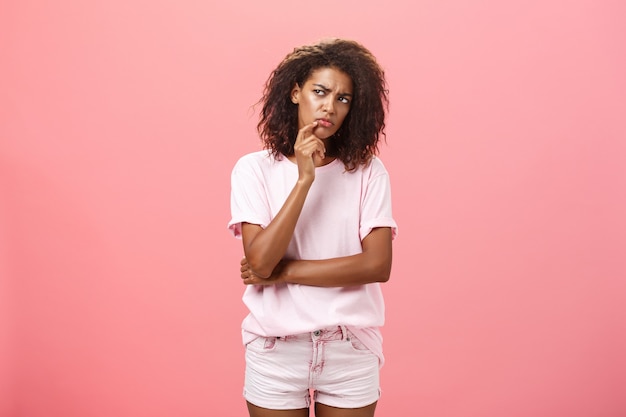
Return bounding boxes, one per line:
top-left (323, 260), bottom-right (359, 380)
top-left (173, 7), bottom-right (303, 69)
top-left (228, 38), bottom-right (397, 417)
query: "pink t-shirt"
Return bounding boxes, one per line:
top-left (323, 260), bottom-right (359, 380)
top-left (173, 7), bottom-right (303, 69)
top-left (228, 150), bottom-right (397, 364)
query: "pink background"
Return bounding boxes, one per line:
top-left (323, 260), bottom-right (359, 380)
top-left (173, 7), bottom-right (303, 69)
top-left (2, 1), bottom-right (625, 416)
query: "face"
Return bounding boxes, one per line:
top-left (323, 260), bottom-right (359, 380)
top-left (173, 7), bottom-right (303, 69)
top-left (291, 67), bottom-right (353, 140)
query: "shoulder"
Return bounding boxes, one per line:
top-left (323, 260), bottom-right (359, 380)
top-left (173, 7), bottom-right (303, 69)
top-left (369, 156), bottom-right (388, 171)
top-left (233, 150), bottom-right (278, 172)
top-left (363, 156), bottom-right (390, 177)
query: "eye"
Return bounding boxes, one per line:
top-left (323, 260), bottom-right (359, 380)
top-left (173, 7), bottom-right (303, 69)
top-left (313, 89), bottom-right (325, 95)
top-left (338, 96), bottom-right (350, 104)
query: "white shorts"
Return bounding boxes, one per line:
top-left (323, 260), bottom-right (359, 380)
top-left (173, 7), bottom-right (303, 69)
top-left (244, 326), bottom-right (380, 410)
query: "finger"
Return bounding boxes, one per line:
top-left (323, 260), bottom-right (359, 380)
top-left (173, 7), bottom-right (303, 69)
top-left (296, 121), bottom-right (318, 142)
top-left (313, 141), bottom-right (326, 160)
top-left (301, 121), bottom-right (318, 136)
top-left (240, 256), bottom-right (247, 266)
top-left (296, 136), bottom-right (326, 157)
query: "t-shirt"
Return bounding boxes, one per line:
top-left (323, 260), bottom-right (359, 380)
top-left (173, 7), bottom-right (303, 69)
top-left (228, 150), bottom-right (397, 364)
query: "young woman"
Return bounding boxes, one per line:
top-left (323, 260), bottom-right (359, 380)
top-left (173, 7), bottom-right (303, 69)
top-left (228, 38), bottom-right (397, 417)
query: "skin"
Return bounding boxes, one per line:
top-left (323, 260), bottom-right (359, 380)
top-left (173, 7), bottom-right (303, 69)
top-left (240, 67), bottom-right (391, 417)
top-left (247, 401), bottom-right (377, 417)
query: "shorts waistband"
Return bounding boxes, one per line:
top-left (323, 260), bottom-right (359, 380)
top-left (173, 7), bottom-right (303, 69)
top-left (277, 326), bottom-right (348, 342)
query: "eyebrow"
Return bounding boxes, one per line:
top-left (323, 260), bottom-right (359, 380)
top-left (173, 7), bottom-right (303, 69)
top-left (313, 83), bottom-right (353, 97)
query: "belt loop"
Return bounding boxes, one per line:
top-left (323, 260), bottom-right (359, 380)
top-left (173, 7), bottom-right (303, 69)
top-left (339, 325), bottom-right (348, 341)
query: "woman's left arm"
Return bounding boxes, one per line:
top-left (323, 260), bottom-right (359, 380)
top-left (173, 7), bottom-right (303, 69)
top-left (240, 227), bottom-right (393, 287)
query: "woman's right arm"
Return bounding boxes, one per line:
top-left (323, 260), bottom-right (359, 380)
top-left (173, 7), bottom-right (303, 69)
top-left (241, 121), bottom-right (324, 278)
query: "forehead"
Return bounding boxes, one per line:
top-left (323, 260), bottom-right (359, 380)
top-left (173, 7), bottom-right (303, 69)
top-left (305, 67), bottom-right (353, 91)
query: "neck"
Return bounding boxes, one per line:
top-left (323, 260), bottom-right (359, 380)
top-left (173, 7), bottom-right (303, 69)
top-left (286, 154), bottom-right (336, 167)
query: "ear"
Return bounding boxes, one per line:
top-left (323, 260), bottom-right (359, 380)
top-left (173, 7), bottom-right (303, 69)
top-left (291, 83), bottom-right (300, 104)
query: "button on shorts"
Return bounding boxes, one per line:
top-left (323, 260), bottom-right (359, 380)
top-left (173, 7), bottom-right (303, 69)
top-left (244, 326), bottom-right (380, 410)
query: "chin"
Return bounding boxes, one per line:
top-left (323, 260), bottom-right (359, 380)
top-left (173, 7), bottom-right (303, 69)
top-left (316, 128), bottom-right (338, 140)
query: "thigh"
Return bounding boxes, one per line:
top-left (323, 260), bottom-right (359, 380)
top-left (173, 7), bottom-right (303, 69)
top-left (244, 336), bottom-right (312, 411)
top-left (313, 333), bottom-right (380, 409)
top-left (315, 401), bottom-right (377, 417)
top-left (247, 401), bottom-right (310, 417)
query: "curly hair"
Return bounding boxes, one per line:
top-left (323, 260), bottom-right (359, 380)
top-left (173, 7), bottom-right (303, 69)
top-left (257, 38), bottom-right (389, 171)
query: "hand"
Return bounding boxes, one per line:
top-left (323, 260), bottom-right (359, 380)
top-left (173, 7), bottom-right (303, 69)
top-left (240, 256), bottom-right (286, 286)
top-left (293, 121), bottom-right (326, 182)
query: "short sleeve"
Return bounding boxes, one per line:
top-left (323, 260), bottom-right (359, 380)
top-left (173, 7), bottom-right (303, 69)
top-left (359, 159), bottom-right (398, 241)
top-left (227, 155), bottom-right (272, 239)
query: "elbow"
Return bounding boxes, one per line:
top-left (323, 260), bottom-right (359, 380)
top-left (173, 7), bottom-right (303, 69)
top-left (359, 250), bottom-right (392, 284)
top-left (370, 258), bottom-right (392, 283)
top-left (376, 267), bottom-right (391, 283)
top-left (378, 272), bottom-right (391, 283)
top-left (247, 260), bottom-right (273, 279)
top-left (243, 246), bottom-right (276, 279)
top-left (244, 254), bottom-right (275, 279)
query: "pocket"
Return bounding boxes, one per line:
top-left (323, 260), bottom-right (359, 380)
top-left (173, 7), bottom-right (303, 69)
top-left (245, 336), bottom-right (278, 353)
top-left (347, 332), bottom-right (371, 353)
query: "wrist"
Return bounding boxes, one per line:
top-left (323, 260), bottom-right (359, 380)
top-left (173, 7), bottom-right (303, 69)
top-left (295, 177), bottom-right (314, 189)
top-left (278, 259), bottom-right (295, 284)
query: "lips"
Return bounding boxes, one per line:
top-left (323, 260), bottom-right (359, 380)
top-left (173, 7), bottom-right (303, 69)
top-left (316, 118), bottom-right (333, 128)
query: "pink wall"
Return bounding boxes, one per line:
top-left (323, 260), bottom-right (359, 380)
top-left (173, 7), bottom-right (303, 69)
top-left (2, 1), bottom-right (625, 416)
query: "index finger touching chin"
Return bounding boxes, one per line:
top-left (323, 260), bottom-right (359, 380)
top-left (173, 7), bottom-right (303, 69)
top-left (300, 121), bottom-right (318, 136)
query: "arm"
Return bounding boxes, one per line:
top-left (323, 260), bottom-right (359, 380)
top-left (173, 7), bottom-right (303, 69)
top-left (241, 226), bottom-right (393, 287)
top-left (242, 122), bottom-right (325, 278)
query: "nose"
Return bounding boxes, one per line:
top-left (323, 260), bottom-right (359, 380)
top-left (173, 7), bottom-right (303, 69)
top-left (323, 97), bottom-right (335, 114)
